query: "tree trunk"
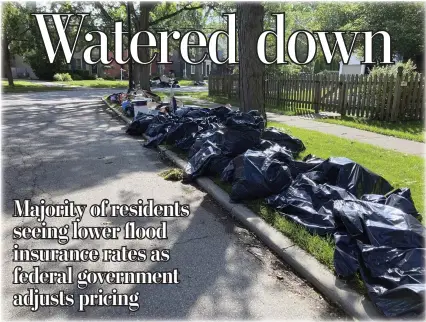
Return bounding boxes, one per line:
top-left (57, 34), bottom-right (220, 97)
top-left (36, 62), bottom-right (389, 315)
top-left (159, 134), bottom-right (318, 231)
top-left (138, 3), bottom-right (154, 90)
top-left (194, 48), bottom-right (203, 82)
top-left (237, 3), bottom-right (265, 119)
top-left (2, 38), bottom-right (14, 86)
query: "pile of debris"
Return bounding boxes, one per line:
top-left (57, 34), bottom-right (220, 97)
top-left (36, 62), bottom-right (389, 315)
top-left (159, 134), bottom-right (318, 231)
top-left (123, 103), bottom-right (424, 318)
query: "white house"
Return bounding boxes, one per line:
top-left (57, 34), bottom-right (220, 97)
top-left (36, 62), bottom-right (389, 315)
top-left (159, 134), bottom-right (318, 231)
top-left (339, 55), bottom-right (366, 75)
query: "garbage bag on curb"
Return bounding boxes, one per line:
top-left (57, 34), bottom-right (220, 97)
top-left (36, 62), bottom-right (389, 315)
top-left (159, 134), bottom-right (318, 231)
top-left (165, 119), bottom-right (199, 145)
top-left (189, 126), bottom-right (261, 159)
top-left (222, 149), bottom-right (293, 202)
top-left (266, 174), bottom-right (357, 235)
top-left (262, 127), bottom-right (305, 155)
top-left (357, 244), bottom-right (425, 317)
top-left (331, 199), bottom-right (425, 317)
top-left (126, 114), bottom-right (154, 136)
top-left (224, 111), bottom-right (265, 130)
top-left (144, 116), bottom-right (173, 137)
top-left (310, 157), bottom-right (393, 197)
top-left (184, 143), bottom-right (223, 180)
top-left (361, 188), bottom-right (420, 219)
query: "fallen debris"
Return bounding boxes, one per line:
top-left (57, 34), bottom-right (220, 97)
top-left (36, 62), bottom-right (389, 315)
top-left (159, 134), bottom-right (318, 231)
top-left (159, 168), bottom-right (184, 181)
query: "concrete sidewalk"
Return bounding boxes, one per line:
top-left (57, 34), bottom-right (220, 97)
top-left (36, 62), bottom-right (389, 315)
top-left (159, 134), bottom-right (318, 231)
top-left (267, 113), bottom-right (425, 157)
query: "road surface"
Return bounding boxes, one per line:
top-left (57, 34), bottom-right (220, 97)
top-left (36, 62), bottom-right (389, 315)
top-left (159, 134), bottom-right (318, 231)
top-left (2, 89), bottom-right (346, 320)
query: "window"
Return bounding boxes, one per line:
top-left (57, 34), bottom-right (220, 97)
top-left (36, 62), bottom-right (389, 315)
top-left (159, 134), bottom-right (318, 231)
top-left (190, 65), bottom-right (195, 75)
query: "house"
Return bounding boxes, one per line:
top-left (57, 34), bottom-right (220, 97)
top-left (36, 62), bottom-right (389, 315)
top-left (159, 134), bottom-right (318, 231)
top-left (9, 55), bottom-right (37, 79)
top-left (339, 55), bottom-right (367, 75)
top-left (151, 50), bottom-right (212, 79)
top-left (68, 48), bottom-right (104, 77)
top-left (339, 54), bottom-right (405, 75)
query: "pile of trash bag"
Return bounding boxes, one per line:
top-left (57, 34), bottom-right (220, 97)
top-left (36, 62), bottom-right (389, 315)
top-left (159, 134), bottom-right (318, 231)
top-left (265, 159), bottom-right (424, 317)
top-left (124, 103), bottom-right (424, 317)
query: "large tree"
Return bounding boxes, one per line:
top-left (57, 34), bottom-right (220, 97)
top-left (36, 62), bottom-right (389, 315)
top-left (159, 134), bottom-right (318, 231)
top-left (1, 3), bottom-right (31, 86)
top-left (237, 2), bottom-right (265, 118)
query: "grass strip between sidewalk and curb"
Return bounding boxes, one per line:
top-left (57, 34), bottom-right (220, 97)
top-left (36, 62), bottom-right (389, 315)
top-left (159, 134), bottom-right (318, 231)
top-left (100, 96), bottom-right (389, 319)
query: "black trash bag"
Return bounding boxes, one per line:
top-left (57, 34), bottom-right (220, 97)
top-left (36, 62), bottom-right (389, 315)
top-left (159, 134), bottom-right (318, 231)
top-left (222, 149), bottom-right (292, 202)
top-left (175, 133), bottom-right (197, 151)
top-left (176, 122), bottom-right (221, 152)
top-left (311, 157), bottom-right (393, 198)
top-left (123, 104), bottom-right (134, 118)
top-left (144, 133), bottom-right (167, 148)
top-left (262, 127), bottom-right (305, 155)
top-left (263, 144), bottom-right (294, 163)
top-left (185, 142), bottom-right (223, 180)
top-left (225, 111), bottom-right (265, 130)
top-left (126, 114), bottom-right (154, 136)
top-left (144, 116), bottom-right (173, 137)
top-left (292, 154), bottom-right (325, 176)
top-left (185, 108), bottom-right (212, 119)
top-left (258, 139), bottom-right (276, 150)
top-left (207, 155), bottom-right (233, 177)
top-left (174, 107), bottom-right (192, 118)
top-left (188, 126), bottom-right (225, 158)
top-left (266, 174), bottom-right (357, 235)
top-left (333, 230), bottom-right (360, 278)
top-left (362, 188), bottom-right (420, 219)
top-left (165, 120), bottom-right (199, 145)
top-left (357, 243), bottom-right (425, 317)
top-left (332, 199), bottom-right (425, 249)
top-left (189, 126), bottom-right (261, 159)
top-left (211, 105), bottom-right (232, 121)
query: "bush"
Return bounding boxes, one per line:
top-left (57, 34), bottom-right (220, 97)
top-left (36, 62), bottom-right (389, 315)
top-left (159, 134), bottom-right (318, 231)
top-left (53, 73), bottom-right (73, 82)
top-left (104, 75), bottom-right (115, 81)
top-left (72, 74), bottom-right (82, 80)
top-left (53, 73), bottom-right (63, 81)
top-left (87, 74), bottom-right (97, 80)
top-left (96, 77), bottom-right (104, 81)
top-left (62, 73), bottom-right (73, 81)
top-left (369, 59), bottom-right (420, 78)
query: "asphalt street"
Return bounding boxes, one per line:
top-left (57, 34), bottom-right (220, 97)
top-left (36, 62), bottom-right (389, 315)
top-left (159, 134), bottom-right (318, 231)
top-left (2, 88), bottom-right (346, 320)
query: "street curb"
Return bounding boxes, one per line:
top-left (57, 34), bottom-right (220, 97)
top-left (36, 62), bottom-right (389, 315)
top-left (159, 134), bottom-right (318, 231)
top-left (101, 97), bottom-right (381, 320)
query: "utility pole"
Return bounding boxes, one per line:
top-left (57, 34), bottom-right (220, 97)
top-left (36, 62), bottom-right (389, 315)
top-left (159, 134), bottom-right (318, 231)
top-left (127, 1), bottom-right (133, 90)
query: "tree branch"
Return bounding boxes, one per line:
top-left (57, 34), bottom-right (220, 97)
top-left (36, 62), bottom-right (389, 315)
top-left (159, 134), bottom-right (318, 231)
top-left (149, 4), bottom-right (204, 26)
top-left (94, 2), bottom-right (114, 22)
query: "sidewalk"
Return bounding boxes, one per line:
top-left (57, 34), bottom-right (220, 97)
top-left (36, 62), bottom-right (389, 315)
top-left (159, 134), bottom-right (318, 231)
top-left (267, 113), bottom-right (425, 157)
top-left (177, 95), bottom-right (425, 157)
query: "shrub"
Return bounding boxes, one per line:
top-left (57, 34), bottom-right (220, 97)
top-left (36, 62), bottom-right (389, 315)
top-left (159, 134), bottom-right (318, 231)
top-left (53, 73), bottom-right (64, 81)
top-left (53, 73), bottom-right (73, 81)
top-left (369, 59), bottom-right (420, 79)
top-left (96, 77), bottom-right (104, 81)
top-left (104, 75), bottom-right (115, 81)
top-left (62, 73), bottom-right (73, 81)
top-left (72, 74), bottom-right (82, 80)
top-left (87, 74), bottom-right (97, 80)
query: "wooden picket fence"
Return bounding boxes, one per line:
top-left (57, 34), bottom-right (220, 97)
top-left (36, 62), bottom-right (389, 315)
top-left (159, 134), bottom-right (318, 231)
top-left (209, 70), bottom-right (425, 121)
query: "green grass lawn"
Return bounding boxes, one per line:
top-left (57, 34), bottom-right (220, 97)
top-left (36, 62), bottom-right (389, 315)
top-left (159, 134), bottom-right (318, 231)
top-left (317, 117), bottom-right (425, 142)
top-left (65, 79), bottom-right (202, 88)
top-left (61, 80), bottom-right (128, 88)
top-left (2, 80), bottom-right (68, 93)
